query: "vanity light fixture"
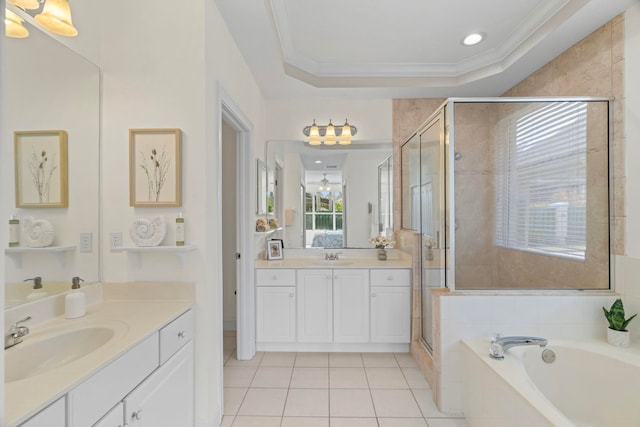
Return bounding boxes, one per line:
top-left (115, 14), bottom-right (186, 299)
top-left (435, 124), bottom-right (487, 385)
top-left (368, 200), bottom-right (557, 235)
top-left (7, 0), bottom-right (78, 37)
top-left (5, 9), bottom-right (29, 38)
top-left (303, 119), bottom-right (357, 146)
top-left (462, 32), bottom-right (484, 46)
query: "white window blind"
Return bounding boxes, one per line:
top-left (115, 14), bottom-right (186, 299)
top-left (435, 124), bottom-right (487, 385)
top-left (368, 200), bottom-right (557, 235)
top-left (495, 102), bottom-right (587, 260)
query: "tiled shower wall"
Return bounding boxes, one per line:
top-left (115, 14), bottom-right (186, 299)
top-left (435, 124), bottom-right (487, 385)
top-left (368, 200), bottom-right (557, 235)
top-left (392, 13), bottom-right (626, 415)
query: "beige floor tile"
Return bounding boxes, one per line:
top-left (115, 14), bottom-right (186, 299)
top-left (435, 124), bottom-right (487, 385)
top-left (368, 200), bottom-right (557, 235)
top-left (284, 388), bottom-right (329, 417)
top-left (224, 387), bottom-right (247, 415)
top-left (223, 349), bottom-right (234, 364)
top-left (362, 352), bottom-right (399, 367)
top-left (237, 388), bottom-right (288, 416)
top-left (425, 419), bottom-right (470, 427)
top-left (224, 366), bottom-right (257, 388)
top-left (329, 418), bottom-right (378, 427)
top-left (402, 368), bottom-right (430, 389)
top-left (330, 389), bottom-right (376, 417)
top-left (224, 336), bottom-right (237, 351)
top-left (394, 353), bottom-right (418, 368)
top-left (260, 352), bottom-right (297, 367)
top-left (220, 415), bottom-right (234, 427)
top-left (295, 352), bottom-right (329, 367)
top-left (290, 367), bottom-right (329, 388)
top-left (371, 389), bottom-right (423, 418)
top-left (231, 416), bottom-right (281, 427)
top-left (281, 417), bottom-right (329, 427)
top-left (329, 367), bottom-right (369, 389)
top-left (225, 351), bottom-right (264, 367)
top-left (412, 389), bottom-right (446, 418)
top-left (250, 366), bottom-right (293, 388)
top-left (366, 367), bottom-right (409, 389)
top-left (329, 352), bottom-right (364, 367)
top-left (378, 418), bottom-right (428, 426)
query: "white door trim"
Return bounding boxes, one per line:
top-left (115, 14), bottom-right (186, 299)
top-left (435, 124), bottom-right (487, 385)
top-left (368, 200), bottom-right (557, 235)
top-left (217, 84), bottom-right (256, 361)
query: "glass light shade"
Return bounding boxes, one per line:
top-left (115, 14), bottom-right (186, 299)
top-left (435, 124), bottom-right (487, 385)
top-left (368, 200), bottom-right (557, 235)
top-left (339, 121), bottom-right (352, 145)
top-left (5, 9), bottom-right (29, 38)
top-left (324, 122), bottom-right (336, 145)
top-left (8, 0), bottom-right (40, 9)
top-left (35, 0), bottom-right (78, 37)
top-left (308, 135), bottom-right (321, 145)
top-left (308, 121), bottom-right (321, 145)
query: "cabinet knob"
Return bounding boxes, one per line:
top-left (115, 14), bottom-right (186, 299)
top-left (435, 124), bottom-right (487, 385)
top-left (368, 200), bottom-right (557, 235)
top-left (272, 275), bottom-right (278, 280)
top-left (326, 275), bottom-right (332, 280)
top-left (132, 409), bottom-right (143, 420)
top-left (372, 293), bottom-right (377, 298)
top-left (178, 331), bottom-right (186, 339)
top-left (387, 276), bottom-right (393, 280)
top-left (289, 293), bottom-right (294, 298)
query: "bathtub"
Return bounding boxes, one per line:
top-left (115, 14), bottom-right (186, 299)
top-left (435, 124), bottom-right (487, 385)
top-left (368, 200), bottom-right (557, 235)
top-left (461, 338), bottom-right (640, 427)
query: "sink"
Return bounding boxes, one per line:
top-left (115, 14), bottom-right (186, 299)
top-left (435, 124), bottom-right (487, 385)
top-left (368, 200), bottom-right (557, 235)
top-left (311, 260), bottom-right (353, 266)
top-left (5, 321), bottom-right (128, 383)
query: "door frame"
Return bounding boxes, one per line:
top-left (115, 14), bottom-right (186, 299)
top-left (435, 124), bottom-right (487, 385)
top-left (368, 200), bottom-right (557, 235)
top-left (217, 85), bottom-right (255, 361)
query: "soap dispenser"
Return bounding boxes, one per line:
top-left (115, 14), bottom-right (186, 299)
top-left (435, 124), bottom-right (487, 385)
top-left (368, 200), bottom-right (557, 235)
top-left (65, 276), bottom-right (85, 319)
top-left (25, 277), bottom-right (47, 301)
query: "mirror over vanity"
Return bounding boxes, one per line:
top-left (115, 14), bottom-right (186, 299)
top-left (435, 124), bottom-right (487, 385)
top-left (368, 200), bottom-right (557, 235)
top-left (263, 140), bottom-right (393, 249)
top-left (3, 9), bottom-right (101, 307)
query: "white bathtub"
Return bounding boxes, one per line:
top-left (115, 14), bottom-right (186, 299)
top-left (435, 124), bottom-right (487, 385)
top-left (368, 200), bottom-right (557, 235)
top-left (461, 338), bottom-right (640, 427)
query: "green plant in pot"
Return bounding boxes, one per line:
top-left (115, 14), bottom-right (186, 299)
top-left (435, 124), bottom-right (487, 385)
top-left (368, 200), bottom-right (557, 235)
top-left (603, 298), bottom-right (637, 347)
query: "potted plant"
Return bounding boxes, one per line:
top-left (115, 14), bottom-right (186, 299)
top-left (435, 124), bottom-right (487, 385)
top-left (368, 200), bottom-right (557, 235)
top-left (603, 298), bottom-right (637, 347)
top-left (370, 235), bottom-right (394, 260)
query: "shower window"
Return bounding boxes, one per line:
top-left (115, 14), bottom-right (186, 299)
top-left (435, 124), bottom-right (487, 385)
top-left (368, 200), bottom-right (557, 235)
top-left (495, 102), bottom-right (587, 260)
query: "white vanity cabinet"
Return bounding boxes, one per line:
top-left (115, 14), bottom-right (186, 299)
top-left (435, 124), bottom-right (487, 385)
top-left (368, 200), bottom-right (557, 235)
top-left (256, 269), bottom-right (296, 342)
top-left (296, 269), bottom-right (334, 342)
top-left (18, 397), bottom-right (65, 427)
top-left (70, 309), bottom-right (194, 427)
top-left (370, 269), bottom-right (411, 343)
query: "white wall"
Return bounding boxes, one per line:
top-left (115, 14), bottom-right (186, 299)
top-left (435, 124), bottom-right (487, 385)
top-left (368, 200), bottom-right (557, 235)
top-left (99, 1), bottom-right (266, 426)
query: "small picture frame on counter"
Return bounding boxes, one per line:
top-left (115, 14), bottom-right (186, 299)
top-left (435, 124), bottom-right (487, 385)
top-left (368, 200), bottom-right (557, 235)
top-left (267, 239), bottom-right (283, 260)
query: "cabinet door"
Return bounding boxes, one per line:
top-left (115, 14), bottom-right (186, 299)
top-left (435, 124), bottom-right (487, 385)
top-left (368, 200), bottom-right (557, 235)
top-left (19, 397), bottom-right (65, 427)
top-left (370, 286), bottom-right (411, 343)
top-left (93, 403), bottom-right (125, 427)
top-left (333, 269), bottom-right (369, 343)
top-left (256, 286), bottom-right (296, 342)
top-left (125, 342), bottom-right (194, 427)
top-left (297, 269), bottom-right (333, 342)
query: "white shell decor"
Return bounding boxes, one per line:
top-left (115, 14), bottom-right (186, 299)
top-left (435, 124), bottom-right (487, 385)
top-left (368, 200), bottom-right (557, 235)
top-left (130, 216), bottom-right (167, 247)
top-left (21, 216), bottom-right (55, 248)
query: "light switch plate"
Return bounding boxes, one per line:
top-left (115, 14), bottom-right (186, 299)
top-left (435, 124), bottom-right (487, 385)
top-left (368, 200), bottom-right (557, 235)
top-left (110, 232), bottom-right (123, 249)
top-left (79, 232), bottom-right (92, 253)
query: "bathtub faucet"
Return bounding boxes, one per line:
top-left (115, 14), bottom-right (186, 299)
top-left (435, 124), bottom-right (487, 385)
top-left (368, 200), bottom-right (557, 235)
top-left (489, 334), bottom-right (548, 359)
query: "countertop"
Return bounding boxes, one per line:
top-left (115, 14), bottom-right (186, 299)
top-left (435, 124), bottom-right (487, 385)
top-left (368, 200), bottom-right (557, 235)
top-left (5, 298), bottom-right (193, 426)
top-left (255, 257), bottom-right (412, 269)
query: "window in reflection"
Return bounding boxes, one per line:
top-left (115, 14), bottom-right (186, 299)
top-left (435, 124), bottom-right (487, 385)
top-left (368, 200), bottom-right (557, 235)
top-left (305, 174), bottom-right (344, 248)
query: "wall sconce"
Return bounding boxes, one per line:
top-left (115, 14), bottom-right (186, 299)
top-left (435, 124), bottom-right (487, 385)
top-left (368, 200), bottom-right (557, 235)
top-left (7, 0), bottom-right (78, 37)
top-left (5, 9), bottom-right (29, 38)
top-left (303, 119), bottom-right (357, 146)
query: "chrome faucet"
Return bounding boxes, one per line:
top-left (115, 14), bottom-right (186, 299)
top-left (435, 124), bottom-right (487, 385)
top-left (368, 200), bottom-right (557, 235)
top-left (5, 316), bottom-right (31, 349)
top-left (325, 251), bottom-right (343, 260)
top-left (489, 333), bottom-right (548, 359)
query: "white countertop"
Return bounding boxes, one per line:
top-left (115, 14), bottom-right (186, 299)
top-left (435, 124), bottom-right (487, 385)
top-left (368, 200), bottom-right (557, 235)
top-left (5, 298), bottom-right (193, 426)
top-left (255, 257), bottom-right (412, 268)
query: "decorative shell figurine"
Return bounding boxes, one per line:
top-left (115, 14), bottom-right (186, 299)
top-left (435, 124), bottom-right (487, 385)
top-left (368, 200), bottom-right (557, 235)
top-left (21, 216), bottom-right (55, 247)
top-left (130, 216), bottom-right (167, 247)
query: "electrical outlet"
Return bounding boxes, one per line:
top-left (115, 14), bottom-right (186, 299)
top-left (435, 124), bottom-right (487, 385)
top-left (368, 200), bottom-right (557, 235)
top-left (80, 232), bottom-right (93, 253)
top-left (110, 232), bottom-right (123, 249)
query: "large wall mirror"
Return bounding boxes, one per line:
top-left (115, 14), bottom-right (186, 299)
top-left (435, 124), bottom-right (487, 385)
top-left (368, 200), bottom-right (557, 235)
top-left (265, 140), bottom-right (392, 249)
top-left (3, 10), bottom-right (101, 307)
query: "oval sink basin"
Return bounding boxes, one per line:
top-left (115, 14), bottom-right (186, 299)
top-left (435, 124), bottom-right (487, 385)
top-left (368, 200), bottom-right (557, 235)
top-left (5, 322), bottom-right (127, 383)
top-left (311, 260), bottom-right (353, 266)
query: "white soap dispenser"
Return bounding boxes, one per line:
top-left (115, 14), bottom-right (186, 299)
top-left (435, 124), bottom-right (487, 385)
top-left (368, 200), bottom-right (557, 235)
top-left (25, 276), bottom-right (48, 301)
top-left (65, 276), bottom-right (85, 319)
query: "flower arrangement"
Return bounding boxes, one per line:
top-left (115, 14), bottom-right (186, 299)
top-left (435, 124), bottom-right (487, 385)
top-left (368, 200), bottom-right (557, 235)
top-left (369, 235), bottom-right (394, 249)
top-left (424, 235), bottom-right (435, 249)
top-left (256, 218), bottom-right (268, 232)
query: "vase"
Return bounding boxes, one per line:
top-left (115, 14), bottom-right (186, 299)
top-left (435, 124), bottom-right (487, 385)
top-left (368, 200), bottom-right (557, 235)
top-left (607, 328), bottom-right (630, 347)
top-left (377, 248), bottom-right (387, 260)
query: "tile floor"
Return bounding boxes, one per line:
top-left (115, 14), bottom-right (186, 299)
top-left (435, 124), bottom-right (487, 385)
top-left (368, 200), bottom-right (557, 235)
top-left (222, 332), bottom-right (469, 427)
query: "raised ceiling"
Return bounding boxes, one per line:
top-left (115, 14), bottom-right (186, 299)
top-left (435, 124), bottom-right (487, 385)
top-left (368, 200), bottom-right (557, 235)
top-left (216, 0), bottom-right (634, 99)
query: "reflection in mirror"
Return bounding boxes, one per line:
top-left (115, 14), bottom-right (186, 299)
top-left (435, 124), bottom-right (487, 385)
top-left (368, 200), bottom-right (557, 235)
top-left (378, 155), bottom-right (393, 236)
top-left (256, 159), bottom-right (267, 215)
top-left (4, 10), bottom-right (100, 308)
top-left (401, 134), bottom-right (420, 231)
top-left (266, 141), bottom-right (392, 248)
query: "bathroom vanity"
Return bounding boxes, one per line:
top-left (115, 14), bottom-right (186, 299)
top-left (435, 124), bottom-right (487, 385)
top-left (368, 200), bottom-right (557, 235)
top-left (255, 256), bottom-right (412, 352)
top-left (4, 286), bottom-right (194, 427)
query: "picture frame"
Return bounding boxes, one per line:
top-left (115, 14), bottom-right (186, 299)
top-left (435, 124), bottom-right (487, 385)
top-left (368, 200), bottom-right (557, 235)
top-left (14, 130), bottom-right (68, 208)
top-left (129, 128), bottom-right (181, 207)
top-left (267, 239), bottom-right (283, 260)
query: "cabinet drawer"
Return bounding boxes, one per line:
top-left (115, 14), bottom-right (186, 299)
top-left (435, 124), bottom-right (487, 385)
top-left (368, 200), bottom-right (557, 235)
top-left (69, 333), bottom-right (159, 427)
top-left (256, 269), bottom-right (296, 286)
top-left (160, 309), bottom-right (194, 364)
top-left (370, 269), bottom-right (411, 286)
top-left (20, 397), bottom-right (65, 427)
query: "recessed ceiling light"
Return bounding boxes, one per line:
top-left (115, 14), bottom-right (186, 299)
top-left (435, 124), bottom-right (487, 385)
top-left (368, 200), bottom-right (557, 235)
top-left (462, 33), bottom-right (484, 46)
top-left (314, 160), bottom-right (322, 164)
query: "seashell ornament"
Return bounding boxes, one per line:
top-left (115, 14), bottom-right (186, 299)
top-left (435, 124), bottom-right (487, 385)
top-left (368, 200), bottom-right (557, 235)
top-left (130, 216), bottom-right (167, 247)
top-left (21, 216), bottom-right (55, 247)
